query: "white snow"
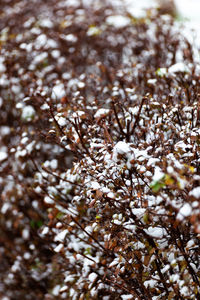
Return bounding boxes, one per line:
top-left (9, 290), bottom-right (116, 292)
top-left (78, 81), bottom-right (85, 89)
top-left (24, 252), bottom-right (31, 260)
top-left (55, 116), bottom-right (67, 126)
top-left (87, 26), bottom-right (101, 36)
top-left (21, 105), bottom-right (35, 121)
top-left (186, 239), bottom-right (195, 249)
top-left (88, 272), bottom-right (98, 282)
top-left (22, 228), bottom-right (30, 240)
top-left (112, 0), bottom-right (157, 18)
top-left (23, 17), bottom-right (35, 28)
top-left (167, 166), bottom-right (174, 174)
top-left (156, 67), bottom-right (167, 77)
top-left (121, 295), bottom-right (133, 300)
top-left (145, 226), bottom-right (166, 239)
top-left (106, 15), bottom-right (131, 28)
top-left (113, 141), bottom-right (131, 156)
top-left (64, 34), bottom-right (77, 43)
top-left (32, 52), bottom-right (48, 65)
top-left (147, 158), bottom-right (159, 167)
top-left (90, 181), bottom-right (101, 190)
top-left (177, 203), bottom-right (192, 220)
top-left (131, 208), bottom-right (146, 217)
top-left (52, 285), bottom-right (61, 296)
top-left (147, 78), bottom-right (157, 85)
top-left (11, 260), bottom-right (21, 272)
top-left (51, 49), bottom-right (60, 58)
top-left (144, 279), bottom-right (157, 288)
top-left (180, 286), bottom-right (189, 297)
top-left (168, 62), bottom-right (189, 74)
top-left (152, 167), bottom-right (165, 182)
top-left (54, 243), bottom-right (63, 253)
top-left (21, 137), bottom-right (29, 144)
top-left (94, 108), bottom-right (110, 119)
top-left (1, 203), bottom-right (10, 214)
top-left (128, 7), bottom-right (147, 18)
top-left (0, 151), bottom-right (8, 162)
top-left (0, 57), bottom-right (6, 72)
top-left (170, 274), bottom-right (179, 283)
top-left (175, 141), bottom-right (192, 152)
top-left (35, 34), bottom-right (47, 49)
top-left (109, 258), bottom-right (120, 268)
top-left (55, 229), bottom-right (68, 242)
top-left (189, 186), bottom-right (200, 198)
top-left (40, 18), bottom-right (53, 28)
top-left (41, 226), bottom-right (49, 235)
top-left (72, 110), bottom-right (85, 118)
top-left (161, 264), bottom-right (170, 274)
top-left (52, 82), bottom-right (65, 99)
top-left (50, 159), bottom-right (58, 169)
top-left (44, 196), bottom-right (54, 204)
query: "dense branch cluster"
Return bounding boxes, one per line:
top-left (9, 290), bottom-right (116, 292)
top-left (0, 0), bottom-right (199, 299)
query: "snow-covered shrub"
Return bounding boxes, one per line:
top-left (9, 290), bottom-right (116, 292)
top-left (0, 0), bottom-right (199, 299)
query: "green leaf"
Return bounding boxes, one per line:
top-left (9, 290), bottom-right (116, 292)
top-left (150, 180), bottom-right (165, 193)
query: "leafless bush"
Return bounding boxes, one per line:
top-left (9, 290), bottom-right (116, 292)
top-left (0, 1), bottom-right (199, 299)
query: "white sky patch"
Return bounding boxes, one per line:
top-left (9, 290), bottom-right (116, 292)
top-left (175, 0), bottom-right (200, 22)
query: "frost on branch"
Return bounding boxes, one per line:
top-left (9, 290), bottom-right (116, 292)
top-left (0, 0), bottom-right (200, 299)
